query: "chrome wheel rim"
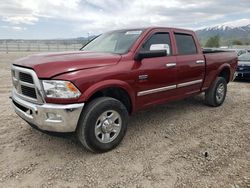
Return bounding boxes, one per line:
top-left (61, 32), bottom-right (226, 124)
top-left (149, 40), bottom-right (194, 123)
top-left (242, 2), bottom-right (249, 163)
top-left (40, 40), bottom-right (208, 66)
top-left (95, 110), bottom-right (122, 144)
top-left (216, 83), bottom-right (225, 102)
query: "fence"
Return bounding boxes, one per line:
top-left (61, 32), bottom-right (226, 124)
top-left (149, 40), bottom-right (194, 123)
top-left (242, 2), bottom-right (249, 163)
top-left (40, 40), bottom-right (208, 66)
top-left (1, 40), bottom-right (249, 53)
top-left (0, 40), bottom-right (87, 52)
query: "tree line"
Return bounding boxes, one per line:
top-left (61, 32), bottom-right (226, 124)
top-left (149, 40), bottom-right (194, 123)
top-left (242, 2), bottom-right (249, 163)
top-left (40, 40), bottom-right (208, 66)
top-left (203, 36), bottom-right (249, 47)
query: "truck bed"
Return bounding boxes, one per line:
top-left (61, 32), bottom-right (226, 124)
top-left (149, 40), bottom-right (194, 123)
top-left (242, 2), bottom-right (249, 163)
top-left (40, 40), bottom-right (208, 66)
top-left (203, 49), bottom-right (232, 54)
top-left (202, 51), bottom-right (238, 90)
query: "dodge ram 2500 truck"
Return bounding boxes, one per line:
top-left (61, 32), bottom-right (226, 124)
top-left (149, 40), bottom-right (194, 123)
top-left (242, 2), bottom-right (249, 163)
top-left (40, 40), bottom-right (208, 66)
top-left (11, 27), bottom-right (238, 152)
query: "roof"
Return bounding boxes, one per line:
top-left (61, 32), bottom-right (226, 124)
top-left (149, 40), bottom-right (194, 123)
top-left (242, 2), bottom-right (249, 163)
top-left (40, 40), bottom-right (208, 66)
top-left (109, 27), bottom-right (194, 33)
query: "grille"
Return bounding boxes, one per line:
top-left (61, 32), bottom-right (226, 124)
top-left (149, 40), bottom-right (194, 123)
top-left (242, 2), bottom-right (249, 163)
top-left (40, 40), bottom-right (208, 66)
top-left (237, 65), bottom-right (250, 72)
top-left (21, 85), bottom-right (37, 99)
top-left (19, 72), bottom-right (34, 83)
top-left (11, 66), bottom-right (41, 103)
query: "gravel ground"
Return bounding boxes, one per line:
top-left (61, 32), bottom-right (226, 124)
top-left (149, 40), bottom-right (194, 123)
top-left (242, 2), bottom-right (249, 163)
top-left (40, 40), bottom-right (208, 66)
top-left (0, 52), bottom-right (249, 188)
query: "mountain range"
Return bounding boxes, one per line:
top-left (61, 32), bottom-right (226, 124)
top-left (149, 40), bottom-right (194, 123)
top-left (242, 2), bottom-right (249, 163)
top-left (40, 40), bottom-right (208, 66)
top-left (196, 23), bottom-right (250, 46)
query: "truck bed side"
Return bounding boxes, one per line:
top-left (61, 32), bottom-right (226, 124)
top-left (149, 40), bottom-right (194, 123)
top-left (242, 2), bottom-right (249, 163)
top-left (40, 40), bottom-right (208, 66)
top-left (202, 51), bottom-right (238, 91)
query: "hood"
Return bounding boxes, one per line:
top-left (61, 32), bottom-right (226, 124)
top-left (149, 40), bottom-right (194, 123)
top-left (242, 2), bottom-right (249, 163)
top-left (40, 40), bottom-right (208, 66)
top-left (13, 51), bottom-right (121, 78)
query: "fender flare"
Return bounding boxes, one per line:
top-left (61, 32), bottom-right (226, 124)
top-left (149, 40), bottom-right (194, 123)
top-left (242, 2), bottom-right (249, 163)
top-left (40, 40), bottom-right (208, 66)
top-left (78, 79), bottom-right (136, 111)
top-left (213, 63), bottom-right (232, 83)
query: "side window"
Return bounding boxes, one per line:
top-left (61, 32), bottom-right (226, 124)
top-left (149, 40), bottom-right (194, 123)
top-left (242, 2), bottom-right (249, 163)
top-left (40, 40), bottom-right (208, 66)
top-left (142, 33), bottom-right (172, 55)
top-left (174, 33), bottom-right (197, 55)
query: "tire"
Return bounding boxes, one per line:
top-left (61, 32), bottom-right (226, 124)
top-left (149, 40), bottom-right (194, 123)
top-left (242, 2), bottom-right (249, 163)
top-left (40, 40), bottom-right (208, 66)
top-left (76, 97), bottom-right (128, 153)
top-left (205, 77), bottom-right (227, 107)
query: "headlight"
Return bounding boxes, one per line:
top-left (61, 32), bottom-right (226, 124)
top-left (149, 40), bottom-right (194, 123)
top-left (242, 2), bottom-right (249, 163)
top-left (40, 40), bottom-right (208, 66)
top-left (42, 80), bottom-right (81, 99)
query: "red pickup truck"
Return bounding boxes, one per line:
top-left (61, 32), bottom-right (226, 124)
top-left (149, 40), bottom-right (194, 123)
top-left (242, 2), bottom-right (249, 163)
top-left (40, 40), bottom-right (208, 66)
top-left (11, 27), bottom-right (237, 152)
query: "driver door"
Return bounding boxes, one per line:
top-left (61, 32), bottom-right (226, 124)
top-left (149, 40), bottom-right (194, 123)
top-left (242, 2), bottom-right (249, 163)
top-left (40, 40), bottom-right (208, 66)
top-left (135, 30), bottom-right (178, 109)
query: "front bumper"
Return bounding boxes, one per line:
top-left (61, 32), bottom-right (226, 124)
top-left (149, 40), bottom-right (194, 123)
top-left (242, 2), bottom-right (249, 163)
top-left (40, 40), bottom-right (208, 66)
top-left (236, 71), bottom-right (250, 78)
top-left (236, 66), bottom-right (250, 78)
top-left (11, 90), bottom-right (84, 132)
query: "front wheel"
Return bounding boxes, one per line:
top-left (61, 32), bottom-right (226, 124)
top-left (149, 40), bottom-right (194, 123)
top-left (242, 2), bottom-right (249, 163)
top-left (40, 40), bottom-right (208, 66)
top-left (205, 77), bottom-right (227, 107)
top-left (76, 97), bottom-right (128, 153)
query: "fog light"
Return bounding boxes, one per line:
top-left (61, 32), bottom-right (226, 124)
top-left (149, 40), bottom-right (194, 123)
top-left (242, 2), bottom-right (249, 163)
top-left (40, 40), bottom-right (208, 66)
top-left (46, 112), bottom-right (62, 121)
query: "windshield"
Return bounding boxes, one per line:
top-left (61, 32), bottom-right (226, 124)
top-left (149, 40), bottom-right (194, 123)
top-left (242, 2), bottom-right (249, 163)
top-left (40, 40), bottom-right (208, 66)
top-left (238, 53), bottom-right (250, 61)
top-left (81, 30), bottom-right (143, 54)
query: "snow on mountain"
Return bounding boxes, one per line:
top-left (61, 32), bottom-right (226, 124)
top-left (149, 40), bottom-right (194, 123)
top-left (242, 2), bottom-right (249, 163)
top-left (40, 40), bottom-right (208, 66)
top-left (200, 19), bottom-right (250, 31)
top-left (203, 24), bottom-right (250, 32)
top-left (196, 19), bottom-right (250, 45)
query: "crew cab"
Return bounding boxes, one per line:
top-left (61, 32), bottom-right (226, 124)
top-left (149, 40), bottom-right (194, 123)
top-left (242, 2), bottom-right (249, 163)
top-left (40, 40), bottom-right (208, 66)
top-left (11, 27), bottom-right (238, 152)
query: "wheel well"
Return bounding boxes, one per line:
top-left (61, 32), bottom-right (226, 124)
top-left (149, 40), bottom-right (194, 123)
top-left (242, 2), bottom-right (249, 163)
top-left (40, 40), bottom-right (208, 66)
top-left (87, 87), bottom-right (132, 114)
top-left (219, 68), bottom-right (230, 83)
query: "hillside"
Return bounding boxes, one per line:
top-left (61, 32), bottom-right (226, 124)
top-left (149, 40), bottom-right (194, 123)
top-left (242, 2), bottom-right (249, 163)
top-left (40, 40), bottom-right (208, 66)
top-left (196, 23), bottom-right (250, 46)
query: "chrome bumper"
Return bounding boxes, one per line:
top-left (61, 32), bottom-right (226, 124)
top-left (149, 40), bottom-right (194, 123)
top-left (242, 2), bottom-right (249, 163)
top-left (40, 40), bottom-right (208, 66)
top-left (11, 90), bottom-right (84, 132)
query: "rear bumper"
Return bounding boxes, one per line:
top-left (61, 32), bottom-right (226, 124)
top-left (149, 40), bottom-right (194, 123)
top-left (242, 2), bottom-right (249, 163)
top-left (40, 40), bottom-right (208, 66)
top-left (11, 90), bottom-right (84, 132)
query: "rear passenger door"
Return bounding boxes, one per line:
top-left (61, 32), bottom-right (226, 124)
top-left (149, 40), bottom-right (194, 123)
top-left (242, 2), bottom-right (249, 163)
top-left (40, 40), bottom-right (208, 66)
top-left (174, 32), bottom-right (205, 95)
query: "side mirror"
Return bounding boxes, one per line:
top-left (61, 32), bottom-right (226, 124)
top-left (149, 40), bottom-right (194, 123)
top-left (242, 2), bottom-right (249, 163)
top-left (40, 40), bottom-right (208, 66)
top-left (134, 50), bottom-right (167, 61)
top-left (150, 44), bottom-right (170, 55)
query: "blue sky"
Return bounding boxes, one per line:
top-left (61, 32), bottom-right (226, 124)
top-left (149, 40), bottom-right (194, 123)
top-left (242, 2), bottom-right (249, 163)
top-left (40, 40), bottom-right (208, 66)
top-left (0, 0), bottom-right (250, 39)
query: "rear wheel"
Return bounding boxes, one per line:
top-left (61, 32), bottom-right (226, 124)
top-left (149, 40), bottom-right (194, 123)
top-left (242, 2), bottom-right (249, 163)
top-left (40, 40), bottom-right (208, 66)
top-left (76, 97), bottom-right (128, 153)
top-left (205, 77), bottom-right (227, 107)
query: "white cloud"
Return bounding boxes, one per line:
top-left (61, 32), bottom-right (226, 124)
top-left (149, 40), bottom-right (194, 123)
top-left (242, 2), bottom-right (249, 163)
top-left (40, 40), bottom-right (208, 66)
top-left (0, 0), bottom-right (81, 25)
top-left (220, 18), bottom-right (250, 27)
top-left (12, 26), bottom-right (27, 31)
top-left (2, 16), bottom-right (38, 25)
top-left (0, 0), bottom-right (250, 35)
top-left (1, 25), bottom-right (27, 31)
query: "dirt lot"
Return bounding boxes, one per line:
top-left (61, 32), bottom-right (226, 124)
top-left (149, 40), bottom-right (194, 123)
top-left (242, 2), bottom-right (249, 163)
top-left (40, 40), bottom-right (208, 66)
top-left (0, 52), bottom-right (249, 188)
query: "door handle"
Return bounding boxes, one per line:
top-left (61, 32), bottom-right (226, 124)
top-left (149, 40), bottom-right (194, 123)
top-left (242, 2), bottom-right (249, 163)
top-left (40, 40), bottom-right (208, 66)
top-left (196, 60), bottom-right (205, 64)
top-left (166, 63), bottom-right (176, 68)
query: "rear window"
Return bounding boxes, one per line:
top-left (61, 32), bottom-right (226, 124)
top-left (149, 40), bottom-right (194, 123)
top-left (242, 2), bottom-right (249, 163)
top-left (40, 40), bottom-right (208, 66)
top-left (174, 33), bottom-right (197, 55)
